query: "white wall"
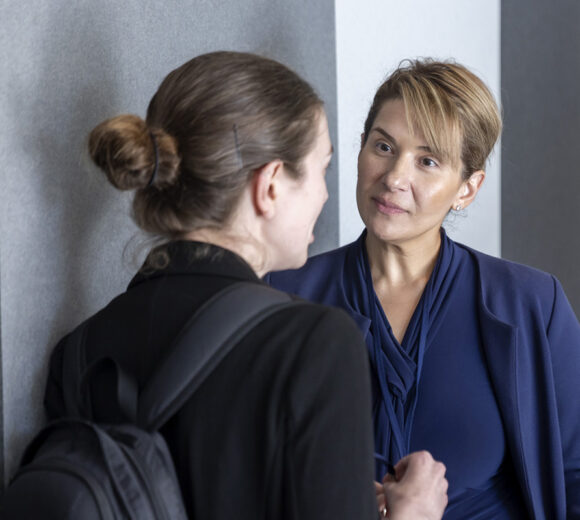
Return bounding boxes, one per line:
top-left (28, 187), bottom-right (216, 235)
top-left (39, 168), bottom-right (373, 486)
top-left (335, 0), bottom-right (501, 256)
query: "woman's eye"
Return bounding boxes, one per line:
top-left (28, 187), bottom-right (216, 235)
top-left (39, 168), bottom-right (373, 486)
top-left (421, 157), bottom-right (438, 167)
top-left (376, 142), bottom-right (392, 153)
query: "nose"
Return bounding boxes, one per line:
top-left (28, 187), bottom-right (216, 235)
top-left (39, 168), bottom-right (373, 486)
top-left (383, 155), bottom-right (411, 191)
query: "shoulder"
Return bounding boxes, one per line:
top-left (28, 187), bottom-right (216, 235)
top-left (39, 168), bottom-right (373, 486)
top-left (272, 301), bottom-right (372, 407)
top-left (460, 243), bottom-right (555, 292)
top-left (270, 298), bottom-right (365, 348)
top-left (456, 242), bottom-right (560, 322)
top-left (262, 296), bottom-right (367, 366)
top-left (265, 240), bottom-right (356, 300)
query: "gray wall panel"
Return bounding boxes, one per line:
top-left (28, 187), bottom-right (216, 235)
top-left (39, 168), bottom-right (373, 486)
top-left (501, 0), bottom-right (580, 315)
top-left (0, 0), bottom-right (336, 484)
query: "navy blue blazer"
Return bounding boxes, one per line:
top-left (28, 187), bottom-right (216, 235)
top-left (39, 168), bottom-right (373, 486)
top-left (267, 236), bottom-right (580, 519)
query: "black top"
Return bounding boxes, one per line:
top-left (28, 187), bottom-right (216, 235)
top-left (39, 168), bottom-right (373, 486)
top-left (45, 241), bottom-right (377, 519)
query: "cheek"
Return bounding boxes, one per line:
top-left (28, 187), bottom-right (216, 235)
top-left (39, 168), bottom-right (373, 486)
top-left (356, 170), bottom-right (372, 206)
top-left (357, 157), bottom-right (379, 193)
top-left (357, 154), bottom-right (368, 181)
top-left (417, 182), bottom-right (458, 211)
top-left (314, 179), bottom-right (328, 209)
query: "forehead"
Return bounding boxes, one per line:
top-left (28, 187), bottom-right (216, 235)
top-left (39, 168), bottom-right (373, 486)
top-left (373, 99), bottom-right (419, 135)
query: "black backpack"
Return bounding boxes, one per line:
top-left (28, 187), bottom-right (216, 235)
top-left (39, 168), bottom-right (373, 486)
top-left (0, 282), bottom-right (294, 519)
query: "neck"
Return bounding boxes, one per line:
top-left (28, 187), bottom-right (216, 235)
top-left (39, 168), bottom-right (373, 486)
top-left (365, 229), bottom-right (442, 288)
top-left (183, 227), bottom-right (268, 277)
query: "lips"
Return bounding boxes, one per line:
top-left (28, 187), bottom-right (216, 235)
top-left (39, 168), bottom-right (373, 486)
top-left (372, 197), bottom-right (407, 215)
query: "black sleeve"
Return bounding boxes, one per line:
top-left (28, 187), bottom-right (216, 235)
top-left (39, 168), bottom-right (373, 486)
top-left (283, 307), bottom-right (377, 520)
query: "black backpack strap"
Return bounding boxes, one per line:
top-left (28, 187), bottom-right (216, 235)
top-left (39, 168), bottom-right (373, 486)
top-left (61, 323), bottom-right (89, 417)
top-left (61, 322), bottom-right (139, 423)
top-left (81, 357), bottom-right (140, 423)
top-left (138, 282), bottom-right (296, 430)
top-left (60, 281), bottom-right (297, 430)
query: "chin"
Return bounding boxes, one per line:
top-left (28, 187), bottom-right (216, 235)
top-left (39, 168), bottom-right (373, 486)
top-left (283, 251), bottom-right (309, 272)
top-left (366, 219), bottom-right (407, 242)
top-left (287, 257), bottom-right (307, 271)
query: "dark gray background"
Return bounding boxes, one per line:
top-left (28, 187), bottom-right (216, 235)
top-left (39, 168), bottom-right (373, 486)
top-left (501, 0), bottom-right (580, 314)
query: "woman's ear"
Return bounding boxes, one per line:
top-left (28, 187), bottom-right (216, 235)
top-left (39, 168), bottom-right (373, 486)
top-left (251, 159), bottom-right (284, 218)
top-left (454, 170), bottom-right (485, 211)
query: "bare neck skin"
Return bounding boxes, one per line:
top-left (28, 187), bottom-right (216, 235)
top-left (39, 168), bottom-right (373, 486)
top-left (183, 194), bottom-right (271, 278)
top-left (183, 227), bottom-right (268, 276)
top-left (365, 230), bottom-right (441, 343)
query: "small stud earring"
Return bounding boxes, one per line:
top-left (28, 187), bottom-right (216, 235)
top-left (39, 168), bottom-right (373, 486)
top-left (455, 203), bottom-right (462, 211)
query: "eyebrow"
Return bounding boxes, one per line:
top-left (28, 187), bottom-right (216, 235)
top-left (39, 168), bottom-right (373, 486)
top-left (371, 127), bottom-right (433, 153)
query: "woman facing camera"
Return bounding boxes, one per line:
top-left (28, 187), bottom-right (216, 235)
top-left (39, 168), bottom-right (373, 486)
top-left (36, 52), bottom-right (448, 520)
top-left (268, 59), bottom-right (580, 518)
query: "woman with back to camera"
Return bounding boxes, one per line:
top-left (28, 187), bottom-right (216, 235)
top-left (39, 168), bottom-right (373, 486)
top-left (268, 59), bottom-right (580, 518)
top-left (42, 52), bottom-right (448, 519)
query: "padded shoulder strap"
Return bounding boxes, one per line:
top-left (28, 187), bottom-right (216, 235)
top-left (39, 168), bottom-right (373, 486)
top-left (61, 323), bottom-right (89, 418)
top-left (61, 321), bottom-right (139, 423)
top-left (139, 282), bottom-right (296, 430)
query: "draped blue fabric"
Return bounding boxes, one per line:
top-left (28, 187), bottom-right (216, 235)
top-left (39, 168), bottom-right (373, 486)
top-left (347, 229), bottom-right (464, 479)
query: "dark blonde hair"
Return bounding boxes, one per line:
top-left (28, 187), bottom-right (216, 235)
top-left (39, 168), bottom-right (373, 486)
top-left (89, 51), bottom-right (323, 238)
top-left (363, 59), bottom-right (502, 179)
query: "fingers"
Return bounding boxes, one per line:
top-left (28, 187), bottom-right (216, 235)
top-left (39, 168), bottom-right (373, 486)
top-left (382, 450), bottom-right (434, 483)
top-left (391, 450), bottom-right (446, 484)
top-left (391, 454), bottom-right (410, 482)
top-left (375, 480), bottom-right (386, 511)
top-left (381, 451), bottom-right (448, 520)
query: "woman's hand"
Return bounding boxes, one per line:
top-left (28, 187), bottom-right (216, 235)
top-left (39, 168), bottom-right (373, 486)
top-left (379, 451), bottom-right (448, 520)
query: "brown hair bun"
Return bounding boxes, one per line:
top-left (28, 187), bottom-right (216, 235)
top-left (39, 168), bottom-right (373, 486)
top-left (88, 114), bottom-right (180, 190)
